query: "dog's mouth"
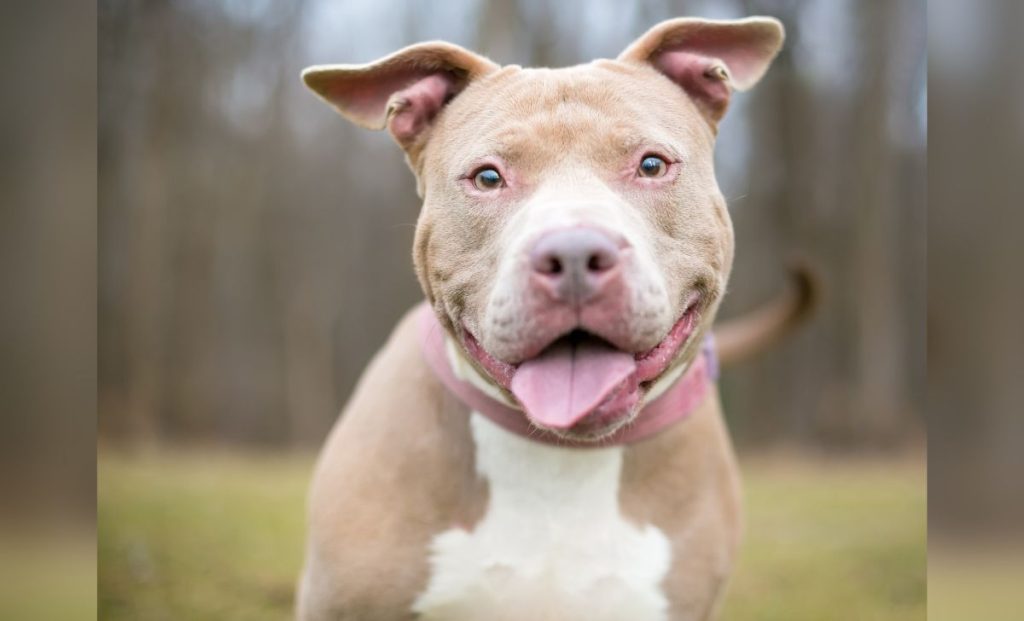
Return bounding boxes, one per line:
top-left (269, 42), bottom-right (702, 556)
top-left (461, 296), bottom-right (702, 435)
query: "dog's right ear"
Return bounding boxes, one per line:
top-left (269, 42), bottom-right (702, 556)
top-left (302, 42), bottom-right (498, 153)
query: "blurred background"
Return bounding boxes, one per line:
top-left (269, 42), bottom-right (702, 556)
top-left (94, 0), bottom-right (933, 619)
top-left (99, 0), bottom-right (926, 451)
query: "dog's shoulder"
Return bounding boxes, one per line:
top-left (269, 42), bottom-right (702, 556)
top-left (300, 304), bottom-right (486, 620)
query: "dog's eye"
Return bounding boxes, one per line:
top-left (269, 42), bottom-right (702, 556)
top-left (473, 168), bottom-right (503, 190)
top-left (638, 155), bottom-right (668, 178)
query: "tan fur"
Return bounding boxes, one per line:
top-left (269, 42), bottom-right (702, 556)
top-left (619, 393), bottom-right (743, 619)
top-left (297, 309), bottom-right (489, 621)
top-left (299, 16), bottom-right (789, 621)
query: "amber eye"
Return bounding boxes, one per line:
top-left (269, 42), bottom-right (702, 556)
top-left (473, 168), bottom-right (503, 190)
top-left (638, 155), bottom-right (668, 178)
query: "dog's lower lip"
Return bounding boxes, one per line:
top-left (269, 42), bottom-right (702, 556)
top-left (636, 300), bottom-right (700, 361)
top-left (461, 328), bottom-right (517, 388)
top-left (461, 296), bottom-right (701, 390)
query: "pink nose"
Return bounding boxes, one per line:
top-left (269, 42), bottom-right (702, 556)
top-left (529, 227), bottom-right (622, 304)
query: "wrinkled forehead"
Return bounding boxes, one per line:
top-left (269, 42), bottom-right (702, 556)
top-left (425, 61), bottom-right (714, 177)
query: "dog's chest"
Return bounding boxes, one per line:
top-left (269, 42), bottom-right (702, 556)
top-left (412, 414), bottom-right (672, 621)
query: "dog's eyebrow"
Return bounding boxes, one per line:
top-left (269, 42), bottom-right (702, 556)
top-left (603, 131), bottom-right (686, 165)
top-left (616, 135), bottom-right (649, 156)
top-left (448, 149), bottom-right (518, 177)
top-left (447, 138), bottom-right (529, 174)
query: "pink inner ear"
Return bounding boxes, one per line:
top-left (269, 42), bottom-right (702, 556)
top-left (646, 23), bottom-right (779, 120)
top-left (321, 67), bottom-right (458, 142)
top-left (655, 50), bottom-right (732, 117)
top-left (387, 73), bottom-right (456, 144)
top-left (324, 70), bottom-right (423, 127)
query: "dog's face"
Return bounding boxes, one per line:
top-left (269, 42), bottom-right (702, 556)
top-left (304, 17), bottom-right (783, 440)
top-left (416, 64), bottom-right (729, 438)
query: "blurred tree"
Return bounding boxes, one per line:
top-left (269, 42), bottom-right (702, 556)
top-left (99, 0), bottom-right (926, 451)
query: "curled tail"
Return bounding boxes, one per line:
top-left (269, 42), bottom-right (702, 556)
top-left (714, 260), bottom-right (821, 367)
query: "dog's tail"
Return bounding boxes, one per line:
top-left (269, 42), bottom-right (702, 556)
top-left (713, 260), bottom-right (821, 367)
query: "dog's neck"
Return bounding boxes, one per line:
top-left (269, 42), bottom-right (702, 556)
top-left (417, 302), bottom-right (717, 448)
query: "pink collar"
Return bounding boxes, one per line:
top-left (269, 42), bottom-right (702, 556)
top-left (416, 303), bottom-right (718, 448)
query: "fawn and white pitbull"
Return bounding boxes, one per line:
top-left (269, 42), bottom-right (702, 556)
top-left (297, 16), bottom-right (813, 621)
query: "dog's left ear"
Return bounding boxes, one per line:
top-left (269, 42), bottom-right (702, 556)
top-left (618, 17), bottom-right (784, 124)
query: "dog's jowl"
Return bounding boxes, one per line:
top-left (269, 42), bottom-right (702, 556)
top-left (297, 16), bottom-right (807, 621)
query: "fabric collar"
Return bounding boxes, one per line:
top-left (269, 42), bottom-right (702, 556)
top-left (416, 302), bottom-right (718, 448)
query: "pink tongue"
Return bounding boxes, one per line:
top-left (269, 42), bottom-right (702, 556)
top-left (510, 338), bottom-right (637, 429)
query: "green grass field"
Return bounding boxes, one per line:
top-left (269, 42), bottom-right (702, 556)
top-left (98, 449), bottom-right (925, 620)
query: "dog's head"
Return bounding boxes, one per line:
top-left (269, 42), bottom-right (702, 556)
top-left (304, 17), bottom-right (784, 441)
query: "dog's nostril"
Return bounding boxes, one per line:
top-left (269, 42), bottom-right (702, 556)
top-left (587, 251), bottom-right (615, 272)
top-left (534, 254), bottom-right (562, 275)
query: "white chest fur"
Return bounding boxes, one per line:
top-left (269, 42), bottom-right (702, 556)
top-left (412, 414), bottom-right (672, 621)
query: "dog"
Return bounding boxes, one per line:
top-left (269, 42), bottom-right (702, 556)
top-left (296, 16), bottom-right (814, 621)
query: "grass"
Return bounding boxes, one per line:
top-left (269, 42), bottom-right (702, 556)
top-left (0, 531), bottom-right (95, 621)
top-left (98, 448), bottom-right (925, 620)
top-left (98, 451), bottom-right (310, 621)
top-left (719, 454), bottom-right (926, 621)
top-left (928, 544), bottom-right (1024, 621)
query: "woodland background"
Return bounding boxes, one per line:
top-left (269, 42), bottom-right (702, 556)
top-left (93, 1), bottom-right (933, 618)
top-left (99, 0), bottom-right (926, 451)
